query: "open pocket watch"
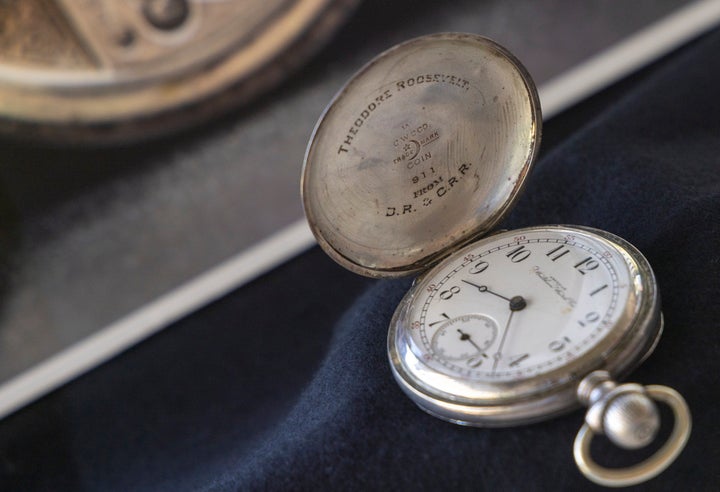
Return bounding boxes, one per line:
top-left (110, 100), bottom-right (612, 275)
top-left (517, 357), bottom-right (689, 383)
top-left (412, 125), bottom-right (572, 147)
top-left (300, 33), bottom-right (690, 486)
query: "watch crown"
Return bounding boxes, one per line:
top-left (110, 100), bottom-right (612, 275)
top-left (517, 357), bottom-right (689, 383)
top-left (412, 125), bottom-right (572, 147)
top-left (603, 391), bottom-right (660, 449)
top-left (577, 370), bottom-right (660, 449)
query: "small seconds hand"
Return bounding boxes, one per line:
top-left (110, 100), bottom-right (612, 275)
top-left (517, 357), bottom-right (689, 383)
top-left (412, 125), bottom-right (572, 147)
top-left (457, 328), bottom-right (485, 353)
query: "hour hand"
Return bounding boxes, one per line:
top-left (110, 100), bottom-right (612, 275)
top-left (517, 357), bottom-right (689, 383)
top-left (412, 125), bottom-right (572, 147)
top-left (461, 280), bottom-right (526, 311)
top-left (461, 280), bottom-right (508, 300)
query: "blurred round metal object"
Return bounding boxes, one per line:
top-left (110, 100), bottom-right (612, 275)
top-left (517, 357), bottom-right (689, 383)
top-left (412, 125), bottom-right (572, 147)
top-left (0, 0), bottom-right (359, 143)
top-left (142, 0), bottom-right (190, 30)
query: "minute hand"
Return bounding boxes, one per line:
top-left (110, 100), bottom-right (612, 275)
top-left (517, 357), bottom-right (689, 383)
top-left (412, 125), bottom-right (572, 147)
top-left (492, 310), bottom-right (516, 372)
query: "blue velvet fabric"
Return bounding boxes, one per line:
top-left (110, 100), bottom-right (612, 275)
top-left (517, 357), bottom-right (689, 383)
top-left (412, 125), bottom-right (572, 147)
top-left (2, 26), bottom-right (720, 492)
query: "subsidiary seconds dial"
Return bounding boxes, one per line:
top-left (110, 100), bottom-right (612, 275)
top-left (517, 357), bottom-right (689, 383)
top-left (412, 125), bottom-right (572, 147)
top-left (430, 314), bottom-right (498, 367)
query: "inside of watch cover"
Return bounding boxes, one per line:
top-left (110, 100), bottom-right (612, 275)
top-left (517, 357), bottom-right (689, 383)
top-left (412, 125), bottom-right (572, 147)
top-left (302, 33), bottom-right (541, 277)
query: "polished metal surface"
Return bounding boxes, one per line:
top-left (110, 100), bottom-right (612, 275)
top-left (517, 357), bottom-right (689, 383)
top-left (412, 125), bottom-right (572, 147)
top-left (303, 34), bottom-right (541, 277)
top-left (0, 0), bottom-right (358, 142)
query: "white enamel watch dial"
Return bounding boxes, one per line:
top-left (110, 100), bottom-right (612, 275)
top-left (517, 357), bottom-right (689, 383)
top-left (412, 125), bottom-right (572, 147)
top-left (388, 225), bottom-right (660, 425)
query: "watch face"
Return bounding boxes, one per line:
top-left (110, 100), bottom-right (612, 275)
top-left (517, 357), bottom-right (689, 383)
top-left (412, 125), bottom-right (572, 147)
top-left (389, 226), bottom-right (660, 424)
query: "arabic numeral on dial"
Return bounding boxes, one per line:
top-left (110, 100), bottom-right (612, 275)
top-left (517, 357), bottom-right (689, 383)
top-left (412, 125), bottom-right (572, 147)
top-left (468, 260), bottom-right (489, 274)
top-left (546, 244), bottom-right (570, 261)
top-left (506, 245), bottom-right (531, 263)
top-left (574, 257), bottom-right (599, 274)
top-left (549, 336), bottom-right (572, 352)
top-left (577, 311), bottom-right (601, 327)
top-left (439, 286), bottom-right (461, 300)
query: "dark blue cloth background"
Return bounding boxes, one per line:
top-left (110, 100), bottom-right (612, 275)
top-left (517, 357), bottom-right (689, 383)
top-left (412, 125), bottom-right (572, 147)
top-left (2, 27), bottom-right (720, 492)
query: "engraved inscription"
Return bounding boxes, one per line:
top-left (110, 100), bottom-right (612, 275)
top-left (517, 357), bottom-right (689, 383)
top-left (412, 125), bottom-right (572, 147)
top-left (401, 151), bottom-right (433, 170)
top-left (419, 130), bottom-right (440, 147)
top-left (411, 167), bottom-right (437, 184)
top-left (393, 122), bottom-right (433, 166)
top-left (336, 71), bottom-right (472, 154)
top-left (337, 89), bottom-right (393, 154)
top-left (386, 204), bottom-right (415, 216)
top-left (383, 161), bottom-right (474, 218)
top-left (393, 123), bottom-right (430, 148)
top-left (335, 66), bottom-right (483, 220)
top-left (395, 73), bottom-right (470, 91)
top-left (435, 162), bottom-right (472, 198)
top-left (413, 176), bottom-right (443, 198)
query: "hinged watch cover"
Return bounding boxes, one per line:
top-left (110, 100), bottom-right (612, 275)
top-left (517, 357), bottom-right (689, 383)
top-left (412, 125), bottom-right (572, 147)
top-left (302, 33), bottom-right (542, 277)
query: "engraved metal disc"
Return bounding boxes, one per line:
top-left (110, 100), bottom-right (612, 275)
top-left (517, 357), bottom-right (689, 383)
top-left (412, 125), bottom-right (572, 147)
top-left (302, 33), bottom-right (541, 277)
top-left (0, 0), bottom-right (358, 143)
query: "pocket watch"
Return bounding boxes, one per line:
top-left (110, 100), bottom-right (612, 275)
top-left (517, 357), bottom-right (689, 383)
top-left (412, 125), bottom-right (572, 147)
top-left (300, 33), bottom-right (690, 486)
